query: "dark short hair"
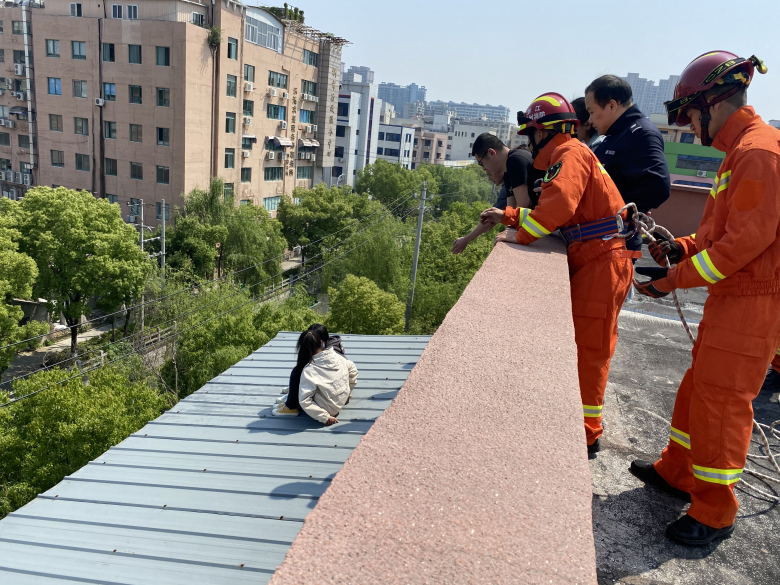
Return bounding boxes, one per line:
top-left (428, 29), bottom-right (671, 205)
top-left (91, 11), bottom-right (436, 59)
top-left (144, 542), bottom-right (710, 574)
top-left (471, 133), bottom-right (506, 158)
top-left (308, 323), bottom-right (329, 344)
top-left (571, 97), bottom-right (589, 125)
top-left (585, 75), bottom-right (633, 107)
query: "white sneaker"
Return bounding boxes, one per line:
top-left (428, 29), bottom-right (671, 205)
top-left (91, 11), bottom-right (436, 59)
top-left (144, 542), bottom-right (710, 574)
top-left (275, 396), bottom-right (287, 404)
top-left (272, 404), bottom-right (299, 417)
top-left (280, 386), bottom-right (289, 395)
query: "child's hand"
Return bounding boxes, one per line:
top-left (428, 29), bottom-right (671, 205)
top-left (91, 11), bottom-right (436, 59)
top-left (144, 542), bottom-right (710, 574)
top-left (325, 416), bottom-right (339, 426)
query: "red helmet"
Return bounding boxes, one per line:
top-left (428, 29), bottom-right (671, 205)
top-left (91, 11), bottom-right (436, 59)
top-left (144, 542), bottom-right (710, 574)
top-left (517, 92), bottom-right (579, 135)
top-left (665, 51), bottom-right (767, 134)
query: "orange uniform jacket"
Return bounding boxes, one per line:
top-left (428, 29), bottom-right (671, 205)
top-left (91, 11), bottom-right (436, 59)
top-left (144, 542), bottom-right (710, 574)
top-left (672, 107), bottom-right (780, 295)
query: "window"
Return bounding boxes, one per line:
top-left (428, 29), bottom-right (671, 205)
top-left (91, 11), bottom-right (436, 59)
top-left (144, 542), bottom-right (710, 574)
top-left (157, 87), bottom-right (170, 107)
top-left (156, 46), bottom-right (170, 66)
top-left (241, 168), bottom-right (252, 183)
top-left (130, 162), bottom-right (143, 180)
top-left (676, 154), bottom-right (722, 173)
top-left (268, 71), bottom-right (288, 89)
top-left (75, 153), bottom-right (89, 171)
top-left (238, 101), bottom-right (253, 120)
top-left (12, 21), bottom-right (27, 35)
top-left (156, 201), bottom-right (170, 220)
top-left (0, 159), bottom-right (10, 172)
top-left (244, 64), bottom-right (255, 82)
top-left (0, 106), bottom-right (7, 119)
top-left (129, 85), bottom-right (142, 104)
top-left (423, 151), bottom-right (430, 159)
top-left (0, 133), bottom-right (9, 146)
top-left (413, 150), bottom-right (417, 157)
top-left (128, 45), bottom-right (141, 64)
top-left (103, 43), bottom-right (115, 62)
top-left (295, 166), bottom-right (313, 182)
top-left (157, 127), bottom-right (169, 146)
top-left (263, 195), bottom-right (281, 210)
top-left (223, 183), bottom-right (234, 199)
top-left (300, 110), bottom-right (315, 124)
top-left (112, 4), bottom-right (123, 18)
top-left (240, 199), bottom-right (251, 206)
top-left (225, 148), bottom-right (235, 168)
top-left (73, 80), bottom-right (88, 98)
top-left (376, 147), bottom-right (384, 155)
top-left (103, 83), bottom-right (116, 101)
top-left (241, 137), bottom-right (253, 151)
top-left (156, 166), bottom-right (169, 184)
top-left (245, 15), bottom-right (281, 52)
top-left (337, 102), bottom-right (349, 117)
top-left (227, 37), bottom-right (238, 60)
top-left (13, 50), bottom-right (24, 64)
top-left (130, 124), bottom-right (142, 142)
top-left (414, 138), bottom-right (418, 146)
top-left (48, 78), bottom-right (62, 95)
top-left (128, 198), bottom-right (141, 215)
top-left (471, 133), bottom-right (475, 138)
top-left (334, 146), bottom-right (344, 158)
top-left (385, 148), bottom-right (400, 157)
top-left (46, 40), bottom-right (60, 57)
top-left (49, 114), bottom-right (63, 132)
top-left (104, 121), bottom-right (117, 139)
top-left (74, 117), bottom-right (88, 135)
top-left (385, 133), bottom-right (401, 142)
top-left (303, 49), bottom-right (319, 67)
top-left (46, 150), bottom-right (63, 169)
top-left (301, 80), bottom-right (317, 95)
top-left (264, 168), bottom-right (283, 182)
top-left (105, 158), bottom-right (117, 175)
top-left (680, 132), bottom-right (695, 144)
top-left (72, 41), bottom-right (86, 60)
top-left (107, 194), bottom-right (118, 204)
top-left (70, 3), bottom-right (83, 17)
top-left (424, 140), bottom-right (431, 147)
top-left (335, 125), bottom-right (346, 137)
top-left (266, 104), bottom-right (286, 120)
top-left (378, 132), bottom-right (385, 140)
top-left (0, 21), bottom-right (3, 34)
top-left (127, 5), bottom-right (138, 20)
top-left (226, 75), bottom-right (237, 97)
top-left (436, 153), bottom-right (441, 159)
top-left (438, 140), bottom-right (443, 147)
top-left (225, 113), bottom-right (236, 134)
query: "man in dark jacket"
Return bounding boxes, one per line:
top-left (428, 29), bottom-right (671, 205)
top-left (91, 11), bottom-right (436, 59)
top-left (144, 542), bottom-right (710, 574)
top-left (585, 75), bottom-right (671, 252)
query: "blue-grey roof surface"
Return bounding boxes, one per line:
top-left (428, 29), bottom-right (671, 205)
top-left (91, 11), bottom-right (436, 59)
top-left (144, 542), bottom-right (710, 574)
top-left (0, 332), bottom-right (430, 584)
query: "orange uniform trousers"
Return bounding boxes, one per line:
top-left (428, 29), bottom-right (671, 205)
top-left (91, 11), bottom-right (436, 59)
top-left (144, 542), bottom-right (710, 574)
top-left (654, 292), bottom-right (780, 528)
top-left (568, 241), bottom-right (634, 445)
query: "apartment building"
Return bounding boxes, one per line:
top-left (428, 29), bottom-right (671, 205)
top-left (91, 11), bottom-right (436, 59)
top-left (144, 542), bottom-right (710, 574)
top-left (411, 128), bottom-right (446, 169)
top-left (0, 0), bottom-right (344, 217)
top-left (447, 122), bottom-right (495, 162)
top-left (333, 71), bottom-right (381, 187)
top-left (375, 123), bottom-right (413, 169)
top-left (377, 80), bottom-right (425, 115)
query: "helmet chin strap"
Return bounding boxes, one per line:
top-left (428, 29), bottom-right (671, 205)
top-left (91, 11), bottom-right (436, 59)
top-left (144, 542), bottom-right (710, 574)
top-left (694, 83), bottom-right (743, 147)
top-left (699, 105), bottom-right (713, 147)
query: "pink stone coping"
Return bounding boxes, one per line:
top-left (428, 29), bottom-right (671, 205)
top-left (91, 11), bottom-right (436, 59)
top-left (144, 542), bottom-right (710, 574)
top-left (270, 237), bottom-right (597, 585)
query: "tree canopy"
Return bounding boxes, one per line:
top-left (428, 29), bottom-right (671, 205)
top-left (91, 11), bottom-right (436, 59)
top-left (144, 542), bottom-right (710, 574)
top-left (328, 274), bottom-right (405, 335)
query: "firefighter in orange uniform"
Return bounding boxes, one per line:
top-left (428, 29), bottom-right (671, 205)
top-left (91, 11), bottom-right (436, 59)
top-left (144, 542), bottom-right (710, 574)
top-left (630, 51), bottom-right (780, 546)
top-left (478, 93), bottom-right (635, 456)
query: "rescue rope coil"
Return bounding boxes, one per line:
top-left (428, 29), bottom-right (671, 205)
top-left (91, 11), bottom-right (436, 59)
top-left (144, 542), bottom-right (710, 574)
top-left (620, 203), bottom-right (780, 503)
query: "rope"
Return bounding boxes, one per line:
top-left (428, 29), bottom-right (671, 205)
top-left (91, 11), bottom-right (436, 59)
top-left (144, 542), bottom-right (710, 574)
top-left (621, 203), bottom-right (780, 502)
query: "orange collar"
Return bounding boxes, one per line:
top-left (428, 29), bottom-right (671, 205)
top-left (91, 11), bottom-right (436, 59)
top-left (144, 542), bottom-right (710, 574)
top-left (533, 133), bottom-right (573, 170)
top-left (711, 106), bottom-right (758, 153)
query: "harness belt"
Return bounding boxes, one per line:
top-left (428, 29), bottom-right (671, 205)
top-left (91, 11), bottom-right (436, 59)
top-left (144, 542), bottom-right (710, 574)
top-left (561, 215), bottom-right (625, 245)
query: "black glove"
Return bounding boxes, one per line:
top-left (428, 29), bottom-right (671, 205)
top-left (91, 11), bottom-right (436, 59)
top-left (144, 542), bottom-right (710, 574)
top-left (648, 232), bottom-right (682, 266)
top-left (633, 267), bottom-right (673, 299)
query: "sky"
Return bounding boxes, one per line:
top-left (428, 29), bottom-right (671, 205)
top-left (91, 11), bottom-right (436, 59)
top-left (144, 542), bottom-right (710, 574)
top-left (301, 0), bottom-right (780, 122)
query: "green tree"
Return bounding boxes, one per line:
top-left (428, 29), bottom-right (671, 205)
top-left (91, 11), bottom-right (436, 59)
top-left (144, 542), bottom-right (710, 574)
top-left (0, 202), bottom-right (48, 372)
top-left (328, 275), bottom-right (405, 335)
top-left (421, 163), bottom-right (493, 216)
top-left (355, 159), bottom-right (439, 215)
top-left (0, 366), bottom-right (167, 518)
top-left (222, 202), bottom-right (285, 286)
top-left (8, 188), bottom-right (148, 357)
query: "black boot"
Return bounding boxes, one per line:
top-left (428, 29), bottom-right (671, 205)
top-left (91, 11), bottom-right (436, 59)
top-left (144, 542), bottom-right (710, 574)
top-left (629, 459), bottom-right (691, 502)
top-left (587, 438), bottom-right (600, 459)
top-left (666, 514), bottom-right (734, 546)
top-left (762, 368), bottom-right (780, 392)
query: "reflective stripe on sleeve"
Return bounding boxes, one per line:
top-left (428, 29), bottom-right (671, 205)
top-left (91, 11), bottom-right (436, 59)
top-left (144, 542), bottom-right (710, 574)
top-left (670, 426), bottom-right (691, 449)
top-left (519, 208), bottom-right (551, 239)
top-left (598, 163), bottom-right (609, 175)
top-left (583, 404), bottom-right (603, 418)
top-left (717, 171), bottom-right (732, 194)
top-left (692, 464), bottom-right (743, 485)
top-left (691, 250), bottom-right (726, 284)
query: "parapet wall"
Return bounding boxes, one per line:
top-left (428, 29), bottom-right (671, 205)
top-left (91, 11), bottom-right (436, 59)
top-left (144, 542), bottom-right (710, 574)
top-left (270, 237), bottom-right (598, 584)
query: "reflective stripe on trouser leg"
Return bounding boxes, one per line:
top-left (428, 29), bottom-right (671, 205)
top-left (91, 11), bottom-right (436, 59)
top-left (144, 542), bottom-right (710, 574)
top-left (692, 465), bottom-right (743, 485)
top-left (583, 404), bottom-right (602, 417)
top-left (670, 426), bottom-right (691, 449)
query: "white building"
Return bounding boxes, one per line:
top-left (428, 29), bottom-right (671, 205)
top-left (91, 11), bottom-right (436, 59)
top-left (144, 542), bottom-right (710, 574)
top-left (376, 124), bottom-right (415, 169)
top-left (621, 73), bottom-right (680, 116)
top-left (332, 72), bottom-right (383, 187)
top-left (447, 123), bottom-right (496, 162)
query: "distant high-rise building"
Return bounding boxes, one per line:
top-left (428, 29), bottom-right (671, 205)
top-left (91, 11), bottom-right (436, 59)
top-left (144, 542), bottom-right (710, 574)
top-left (427, 101), bottom-right (510, 123)
top-left (346, 65), bottom-right (375, 85)
top-left (621, 73), bottom-right (680, 116)
top-left (377, 82), bottom-right (427, 115)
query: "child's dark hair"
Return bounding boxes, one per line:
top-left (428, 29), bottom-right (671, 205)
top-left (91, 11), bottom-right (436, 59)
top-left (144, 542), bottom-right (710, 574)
top-left (296, 330), bottom-right (321, 371)
top-left (308, 323), bottom-right (329, 345)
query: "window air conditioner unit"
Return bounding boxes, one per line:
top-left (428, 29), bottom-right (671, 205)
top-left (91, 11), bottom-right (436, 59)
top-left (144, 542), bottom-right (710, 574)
top-left (282, 91), bottom-right (289, 99)
top-left (268, 88), bottom-right (277, 97)
top-left (696, 170), bottom-right (707, 178)
top-left (266, 151), bottom-right (275, 160)
top-left (338, 157), bottom-right (344, 163)
top-left (312, 125), bottom-right (318, 132)
top-left (0, 171), bottom-right (9, 181)
top-left (22, 173), bottom-right (31, 186)
top-left (244, 82), bottom-right (254, 92)
top-left (310, 154), bottom-right (316, 162)
top-left (16, 92), bottom-right (25, 101)
top-left (242, 150), bottom-right (250, 158)
top-left (305, 125), bottom-right (312, 133)
top-left (5, 120), bottom-right (14, 128)
top-left (280, 121), bottom-right (287, 129)
top-left (126, 215), bottom-right (138, 223)
top-left (298, 152), bottom-right (306, 159)
top-left (95, 98), bottom-right (105, 107)
top-left (243, 116), bottom-right (252, 126)
top-left (14, 172), bottom-right (23, 184)
top-left (305, 153), bottom-right (312, 160)
top-left (313, 96), bottom-right (319, 103)
top-left (0, 119), bottom-right (5, 127)
top-left (14, 63), bottom-right (24, 76)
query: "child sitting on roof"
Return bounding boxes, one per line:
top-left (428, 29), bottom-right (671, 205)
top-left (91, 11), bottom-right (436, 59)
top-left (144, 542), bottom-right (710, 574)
top-left (273, 324), bottom-right (357, 425)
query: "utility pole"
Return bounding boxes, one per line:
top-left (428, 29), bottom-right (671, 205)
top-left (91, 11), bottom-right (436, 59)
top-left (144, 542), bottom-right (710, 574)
top-left (128, 198), bottom-right (167, 333)
top-left (160, 199), bottom-right (166, 283)
top-left (139, 200), bottom-right (145, 333)
top-left (405, 181), bottom-right (426, 332)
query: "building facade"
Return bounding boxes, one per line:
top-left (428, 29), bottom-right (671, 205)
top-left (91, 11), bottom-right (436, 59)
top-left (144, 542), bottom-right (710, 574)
top-left (427, 100), bottom-right (510, 123)
top-left (377, 81), bottom-right (425, 115)
top-left (411, 128), bottom-right (446, 169)
top-left (447, 122), bottom-right (495, 162)
top-left (621, 73), bottom-right (680, 116)
top-left (376, 123), bottom-right (413, 169)
top-left (0, 0), bottom-right (344, 218)
top-left (345, 64), bottom-right (373, 85)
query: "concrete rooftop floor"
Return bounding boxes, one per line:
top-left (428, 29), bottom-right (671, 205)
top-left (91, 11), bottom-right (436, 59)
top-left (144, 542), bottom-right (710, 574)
top-left (593, 249), bottom-right (780, 585)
